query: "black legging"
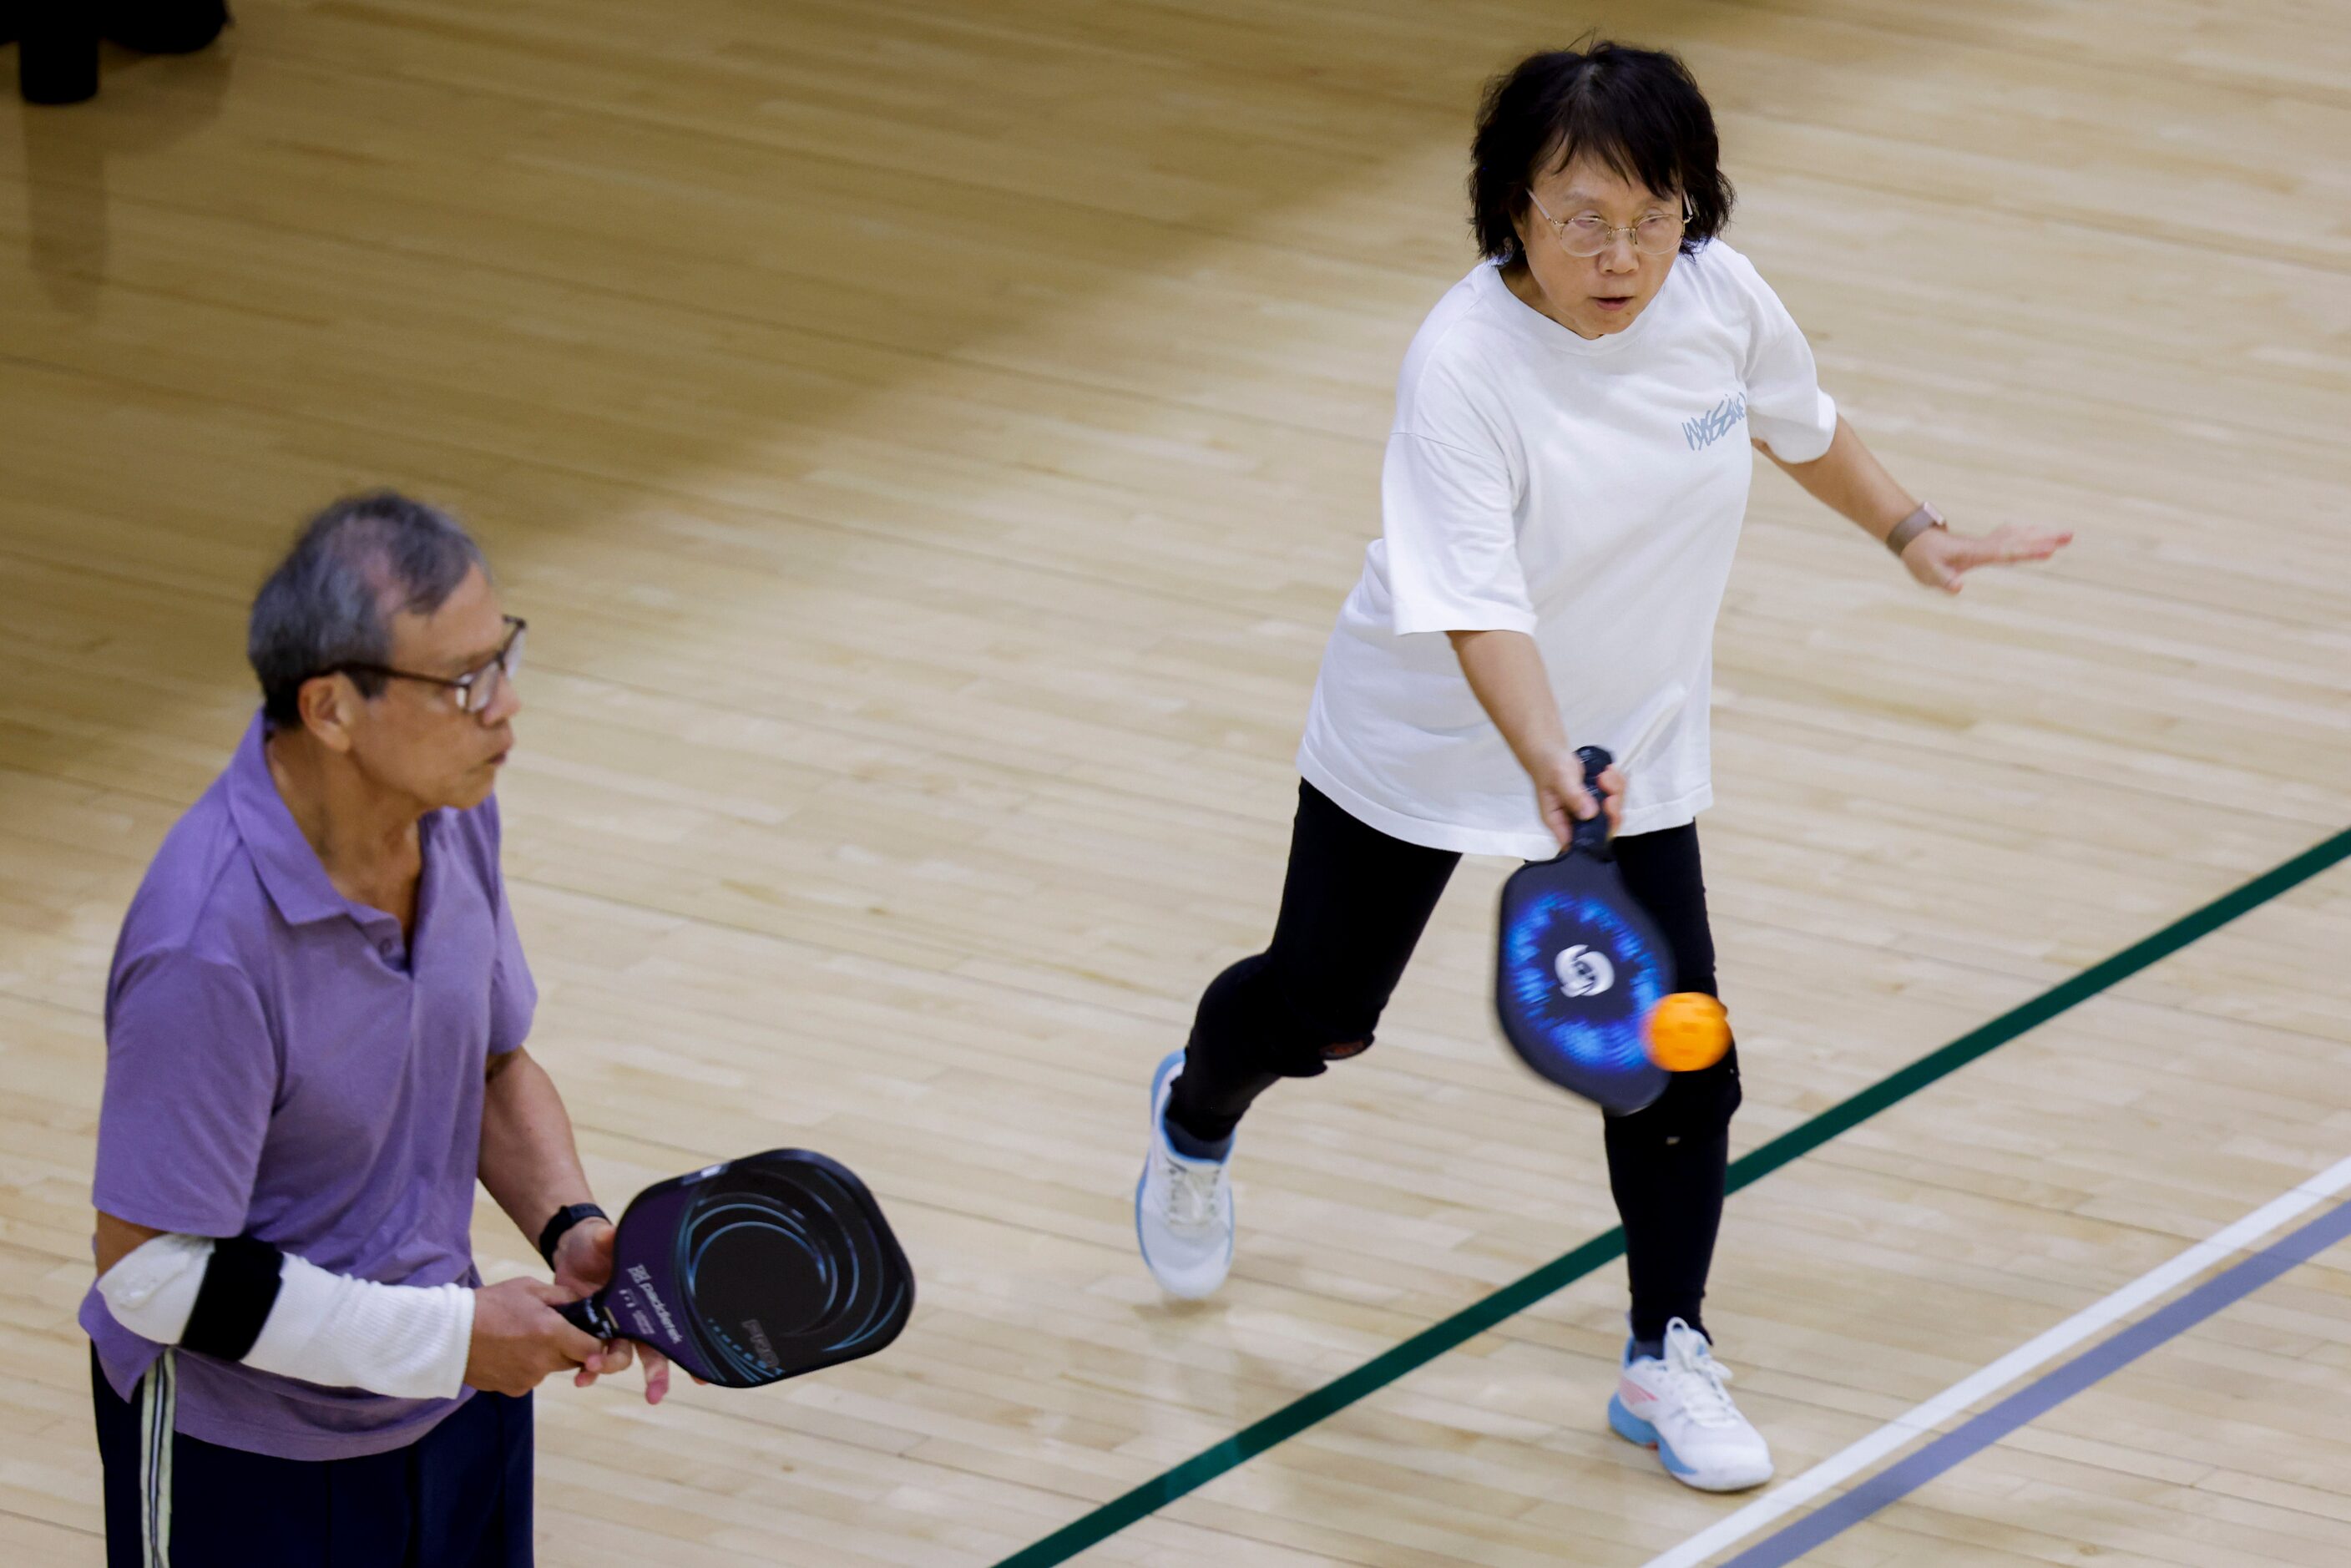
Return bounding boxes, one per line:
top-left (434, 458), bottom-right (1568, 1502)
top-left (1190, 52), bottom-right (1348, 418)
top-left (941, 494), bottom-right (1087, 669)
top-left (1167, 780), bottom-right (1741, 1344)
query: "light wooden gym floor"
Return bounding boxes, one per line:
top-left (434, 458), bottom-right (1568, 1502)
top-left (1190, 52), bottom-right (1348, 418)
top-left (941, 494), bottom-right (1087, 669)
top-left (3, 3), bottom-right (2348, 1565)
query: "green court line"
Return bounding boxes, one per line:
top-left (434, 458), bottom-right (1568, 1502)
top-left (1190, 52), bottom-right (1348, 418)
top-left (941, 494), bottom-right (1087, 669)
top-left (994, 826), bottom-right (2351, 1568)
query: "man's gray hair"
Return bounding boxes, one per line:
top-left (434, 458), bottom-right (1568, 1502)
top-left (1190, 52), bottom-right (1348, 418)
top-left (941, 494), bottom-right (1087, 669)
top-left (249, 491), bottom-right (488, 728)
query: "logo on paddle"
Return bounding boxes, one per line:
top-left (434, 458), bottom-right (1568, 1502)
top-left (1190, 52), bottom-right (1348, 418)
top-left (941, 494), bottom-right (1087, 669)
top-left (1555, 944), bottom-right (1615, 998)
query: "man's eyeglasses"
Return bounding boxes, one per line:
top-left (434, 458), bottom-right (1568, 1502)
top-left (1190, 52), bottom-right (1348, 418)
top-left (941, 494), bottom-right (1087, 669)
top-left (325, 616), bottom-right (527, 717)
top-left (1526, 190), bottom-right (1690, 260)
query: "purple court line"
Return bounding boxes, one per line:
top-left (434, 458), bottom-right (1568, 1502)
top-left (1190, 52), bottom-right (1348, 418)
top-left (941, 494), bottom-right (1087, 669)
top-left (1716, 1197), bottom-right (2351, 1568)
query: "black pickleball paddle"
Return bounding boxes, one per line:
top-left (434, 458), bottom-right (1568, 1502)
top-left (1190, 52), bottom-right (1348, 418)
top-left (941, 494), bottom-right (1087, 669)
top-left (1494, 746), bottom-right (1675, 1114)
top-left (556, 1149), bottom-right (913, 1388)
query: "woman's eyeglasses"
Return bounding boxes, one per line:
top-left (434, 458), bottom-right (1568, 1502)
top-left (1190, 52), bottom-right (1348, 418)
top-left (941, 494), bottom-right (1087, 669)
top-left (1526, 190), bottom-right (1690, 259)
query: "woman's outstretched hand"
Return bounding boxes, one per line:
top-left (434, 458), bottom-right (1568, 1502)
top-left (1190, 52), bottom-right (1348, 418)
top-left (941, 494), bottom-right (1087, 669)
top-left (1903, 523), bottom-right (2072, 594)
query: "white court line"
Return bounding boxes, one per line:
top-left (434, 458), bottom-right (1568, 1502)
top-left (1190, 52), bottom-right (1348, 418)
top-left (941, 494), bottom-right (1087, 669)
top-left (1641, 1151), bottom-right (2351, 1568)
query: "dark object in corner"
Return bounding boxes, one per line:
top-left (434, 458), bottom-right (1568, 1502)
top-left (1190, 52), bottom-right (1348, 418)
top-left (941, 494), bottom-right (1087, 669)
top-left (15, 2), bottom-right (231, 105)
top-left (18, 6), bottom-right (103, 106)
top-left (108, 0), bottom-right (230, 53)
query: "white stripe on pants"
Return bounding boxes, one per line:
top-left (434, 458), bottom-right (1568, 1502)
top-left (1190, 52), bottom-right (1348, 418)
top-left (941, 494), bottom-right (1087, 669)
top-left (138, 1349), bottom-right (174, 1568)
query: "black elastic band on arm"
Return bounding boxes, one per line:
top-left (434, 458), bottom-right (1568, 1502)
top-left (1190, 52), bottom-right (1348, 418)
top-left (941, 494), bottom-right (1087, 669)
top-left (180, 1237), bottom-right (286, 1362)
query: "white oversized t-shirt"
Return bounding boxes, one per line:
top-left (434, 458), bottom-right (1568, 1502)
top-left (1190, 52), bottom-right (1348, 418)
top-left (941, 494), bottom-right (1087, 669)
top-left (1297, 240), bottom-right (1837, 859)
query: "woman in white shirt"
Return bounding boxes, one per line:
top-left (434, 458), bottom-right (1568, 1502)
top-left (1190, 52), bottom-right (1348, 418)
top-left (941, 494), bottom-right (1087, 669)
top-left (1134, 41), bottom-right (2070, 1492)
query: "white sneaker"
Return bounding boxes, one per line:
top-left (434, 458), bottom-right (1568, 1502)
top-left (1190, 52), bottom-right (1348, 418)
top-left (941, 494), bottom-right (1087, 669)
top-left (1608, 1318), bottom-right (1773, 1492)
top-left (1134, 1050), bottom-right (1235, 1298)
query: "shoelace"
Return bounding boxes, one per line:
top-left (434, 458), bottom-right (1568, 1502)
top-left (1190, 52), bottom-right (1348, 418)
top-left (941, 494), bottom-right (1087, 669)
top-left (1659, 1325), bottom-right (1742, 1428)
top-left (1160, 1151), bottom-right (1226, 1230)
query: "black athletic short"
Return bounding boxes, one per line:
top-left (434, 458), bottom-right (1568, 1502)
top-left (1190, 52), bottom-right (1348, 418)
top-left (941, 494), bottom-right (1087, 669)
top-left (90, 1347), bottom-right (533, 1567)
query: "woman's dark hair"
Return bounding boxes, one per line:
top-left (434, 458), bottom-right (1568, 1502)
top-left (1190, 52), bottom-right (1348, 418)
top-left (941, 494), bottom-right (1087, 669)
top-left (1469, 41), bottom-right (1733, 263)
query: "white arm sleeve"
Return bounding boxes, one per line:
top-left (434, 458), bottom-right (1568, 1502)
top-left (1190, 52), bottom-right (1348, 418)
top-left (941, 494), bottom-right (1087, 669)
top-left (96, 1232), bottom-right (212, 1342)
top-left (99, 1234), bottom-right (476, 1401)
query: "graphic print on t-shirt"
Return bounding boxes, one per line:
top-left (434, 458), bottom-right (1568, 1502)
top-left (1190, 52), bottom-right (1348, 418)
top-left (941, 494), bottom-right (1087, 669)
top-left (1681, 392), bottom-right (1747, 451)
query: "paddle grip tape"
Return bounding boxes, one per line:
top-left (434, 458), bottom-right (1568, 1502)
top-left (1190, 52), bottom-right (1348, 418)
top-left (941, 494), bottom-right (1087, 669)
top-left (180, 1236), bottom-right (285, 1362)
top-left (558, 1296), bottom-right (619, 1341)
top-left (1570, 745), bottom-right (1615, 856)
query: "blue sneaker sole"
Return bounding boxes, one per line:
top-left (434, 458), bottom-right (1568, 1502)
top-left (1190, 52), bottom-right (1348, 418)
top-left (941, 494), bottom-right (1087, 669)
top-left (1607, 1394), bottom-right (1696, 1478)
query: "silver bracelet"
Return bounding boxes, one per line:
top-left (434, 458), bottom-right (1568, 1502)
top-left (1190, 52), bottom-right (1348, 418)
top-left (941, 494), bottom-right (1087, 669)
top-left (1884, 501), bottom-right (1944, 557)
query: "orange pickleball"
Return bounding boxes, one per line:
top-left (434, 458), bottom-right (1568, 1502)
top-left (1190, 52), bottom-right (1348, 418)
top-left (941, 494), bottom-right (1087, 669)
top-left (1646, 992), bottom-right (1731, 1071)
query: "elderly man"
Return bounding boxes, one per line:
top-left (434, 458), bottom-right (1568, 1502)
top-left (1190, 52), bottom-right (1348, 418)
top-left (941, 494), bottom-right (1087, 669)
top-left (81, 492), bottom-right (660, 1566)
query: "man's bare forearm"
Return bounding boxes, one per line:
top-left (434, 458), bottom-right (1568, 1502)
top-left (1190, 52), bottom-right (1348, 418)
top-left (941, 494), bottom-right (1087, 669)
top-left (478, 1048), bottom-right (596, 1247)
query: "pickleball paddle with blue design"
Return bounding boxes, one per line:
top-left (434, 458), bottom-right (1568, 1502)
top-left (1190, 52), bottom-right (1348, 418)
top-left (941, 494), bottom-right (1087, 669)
top-left (555, 1149), bottom-right (913, 1388)
top-left (1494, 745), bottom-right (1674, 1114)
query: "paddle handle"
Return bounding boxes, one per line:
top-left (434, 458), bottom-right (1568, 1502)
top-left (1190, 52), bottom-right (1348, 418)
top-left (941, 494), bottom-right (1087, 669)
top-left (558, 1295), bottom-right (619, 1342)
top-left (1570, 746), bottom-right (1615, 855)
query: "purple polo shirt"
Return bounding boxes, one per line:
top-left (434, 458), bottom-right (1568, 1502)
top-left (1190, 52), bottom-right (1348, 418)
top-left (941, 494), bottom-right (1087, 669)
top-left (79, 711), bottom-right (536, 1460)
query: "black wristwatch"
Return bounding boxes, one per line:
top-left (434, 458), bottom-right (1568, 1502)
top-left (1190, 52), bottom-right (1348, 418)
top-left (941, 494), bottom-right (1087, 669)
top-left (536, 1202), bottom-right (609, 1267)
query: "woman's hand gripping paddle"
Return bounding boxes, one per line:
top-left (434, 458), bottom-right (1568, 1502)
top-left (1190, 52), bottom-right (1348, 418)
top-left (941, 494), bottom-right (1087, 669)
top-left (1494, 746), bottom-right (1683, 1114)
top-left (555, 1149), bottom-right (913, 1389)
